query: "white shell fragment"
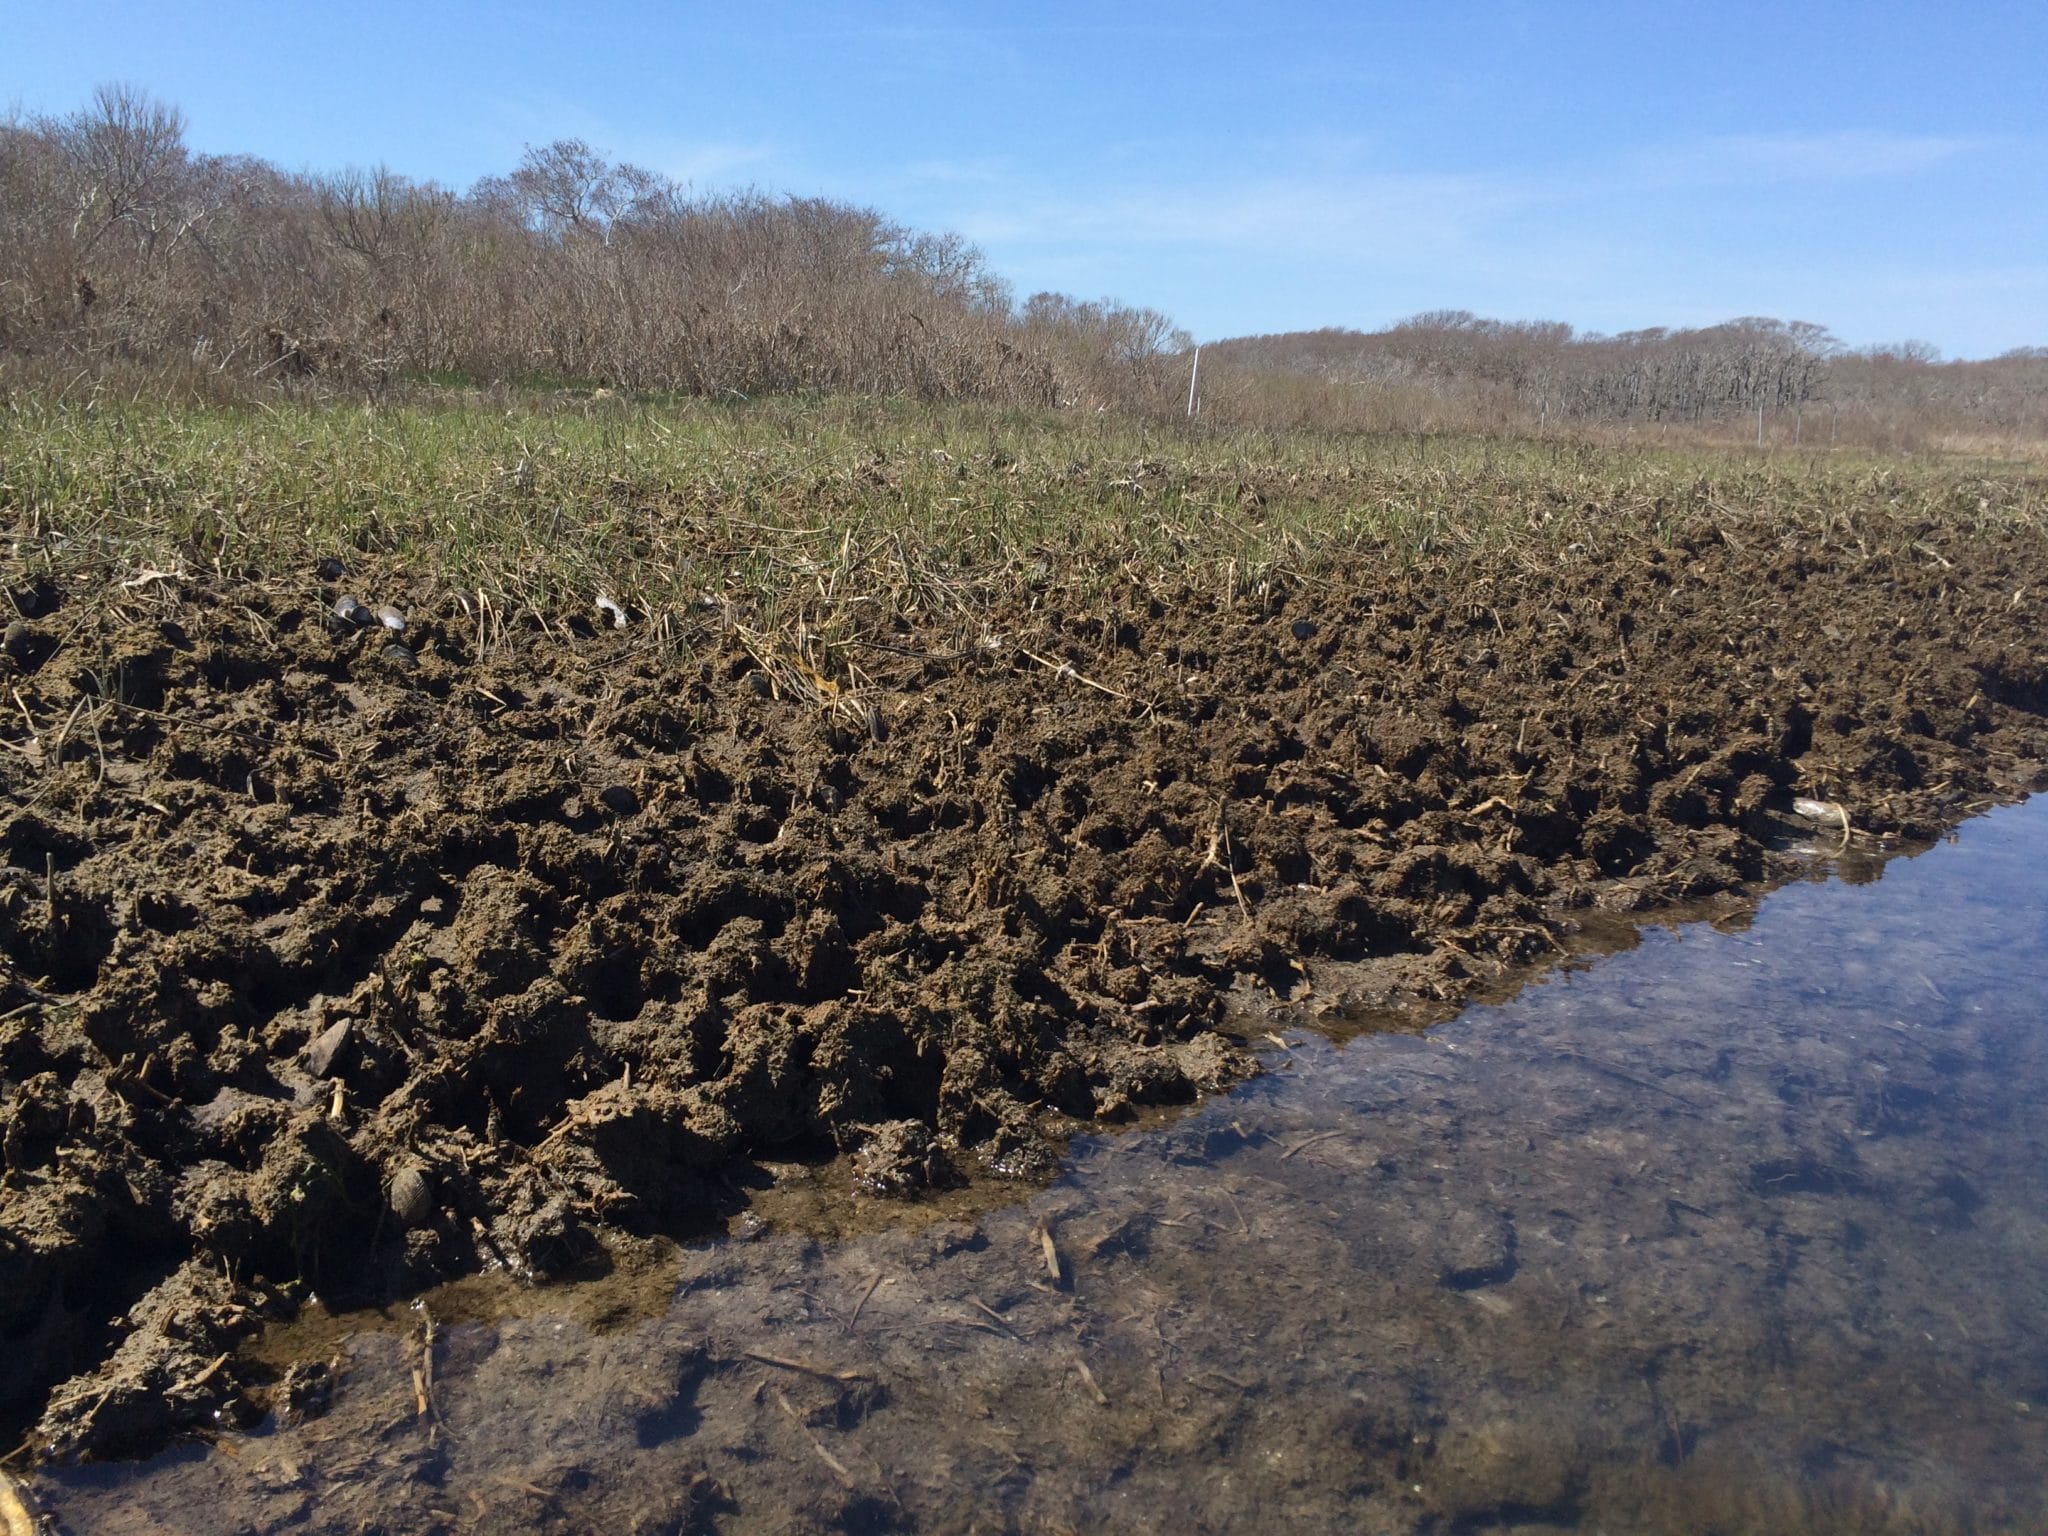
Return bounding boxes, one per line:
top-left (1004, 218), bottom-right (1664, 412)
top-left (333, 595), bottom-right (370, 625)
top-left (1792, 796), bottom-right (1848, 825)
top-left (377, 606), bottom-right (407, 632)
top-left (596, 594), bottom-right (628, 629)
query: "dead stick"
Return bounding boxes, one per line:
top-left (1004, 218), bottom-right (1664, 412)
top-left (1280, 1130), bottom-right (1344, 1161)
top-left (175, 1352), bottom-right (231, 1397)
top-left (1038, 1227), bottom-right (1063, 1287)
top-left (1222, 816), bottom-right (1251, 919)
top-left (742, 1350), bottom-right (870, 1383)
top-left (774, 1392), bottom-right (855, 1486)
top-left (1018, 647), bottom-right (1151, 709)
top-left (968, 1296), bottom-right (1022, 1338)
top-left (47, 697), bottom-right (85, 768)
top-left (848, 1272), bottom-right (884, 1332)
top-left (1074, 1355), bottom-right (1109, 1406)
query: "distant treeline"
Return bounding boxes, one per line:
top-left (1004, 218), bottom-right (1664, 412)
top-left (1202, 314), bottom-right (2048, 449)
top-left (3, 86), bottom-right (2042, 450)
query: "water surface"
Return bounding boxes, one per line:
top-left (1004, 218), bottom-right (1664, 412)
top-left (37, 802), bottom-right (2048, 1533)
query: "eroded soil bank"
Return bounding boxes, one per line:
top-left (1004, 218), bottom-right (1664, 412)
top-left (4, 495), bottom-right (2048, 1458)
top-left (25, 783), bottom-right (2048, 1535)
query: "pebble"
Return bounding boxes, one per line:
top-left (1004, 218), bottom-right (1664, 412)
top-left (1437, 1208), bottom-right (1516, 1290)
top-left (2, 620), bottom-right (32, 660)
top-left (315, 557), bottom-right (348, 582)
top-left (1290, 619), bottom-right (1319, 641)
top-left (305, 1019), bottom-right (353, 1079)
top-left (387, 1164), bottom-right (434, 1228)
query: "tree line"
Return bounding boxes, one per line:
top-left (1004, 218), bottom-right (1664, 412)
top-left (4, 85), bottom-right (2041, 449)
top-left (1203, 313), bottom-right (2048, 446)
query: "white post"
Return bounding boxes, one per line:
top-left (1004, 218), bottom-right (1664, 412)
top-left (1756, 400), bottom-right (1765, 449)
top-left (1186, 346), bottom-right (1201, 419)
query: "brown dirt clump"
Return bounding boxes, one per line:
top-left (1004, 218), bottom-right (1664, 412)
top-left (4, 511), bottom-right (2048, 1458)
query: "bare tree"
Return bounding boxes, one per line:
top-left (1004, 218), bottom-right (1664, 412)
top-left (67, 83), bottom-right (191, 257)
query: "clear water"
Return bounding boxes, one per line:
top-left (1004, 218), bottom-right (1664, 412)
top-left (34, 802), bottom-right (2048, 1533)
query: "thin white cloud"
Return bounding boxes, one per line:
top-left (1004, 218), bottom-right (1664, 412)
top-left (627, 135), bottom-right (782, 189)
top-left (934, 125), bottom-right (1993, 292)
top-left (954, 169), bottom-right (1530, 262)
top-left (1637, 130), bottom-right (1982, 184)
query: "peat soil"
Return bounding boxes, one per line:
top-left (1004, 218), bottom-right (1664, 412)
top-left (4, 513), bottom-right (2048, 1460)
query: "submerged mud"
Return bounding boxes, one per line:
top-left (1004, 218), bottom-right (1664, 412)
top-left (26, 798), bottom-right (2048, 1535)
top-left (4, 509), bottom-right (2048, 1457)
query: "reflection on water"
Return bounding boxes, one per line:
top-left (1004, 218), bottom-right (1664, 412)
top-left (36, 802), bottom-right (2048, 1533)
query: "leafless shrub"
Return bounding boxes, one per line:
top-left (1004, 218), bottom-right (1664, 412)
top-left (0, 92), bottom-right (1074, 409)
top-left (1202, 312), bottom-right (2048, 451)
top-left (3, 86), bottom-right (2041, 451)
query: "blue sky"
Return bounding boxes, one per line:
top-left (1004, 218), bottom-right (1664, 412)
top-left (7, 1), bottom-right (2044, 356)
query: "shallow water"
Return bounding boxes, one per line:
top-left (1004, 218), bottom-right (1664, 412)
top-left (33, 802), bottom-right (2048, 1533)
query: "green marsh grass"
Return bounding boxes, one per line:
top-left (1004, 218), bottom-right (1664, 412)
top-left (4, 392), bottom-right (2042, 685)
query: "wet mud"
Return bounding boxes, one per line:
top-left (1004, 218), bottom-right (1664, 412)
top-left (4, 511), bottom-right (2048, 1458)
top-left (24, 796), bottom-right (2048, 1534)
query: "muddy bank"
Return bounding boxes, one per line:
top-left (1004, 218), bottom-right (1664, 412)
top-left (4, 506), bottom-right (2048, 1457)
top-left (26, 799), bottom-right (2048, 1534)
